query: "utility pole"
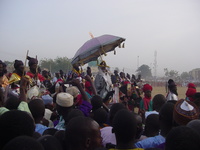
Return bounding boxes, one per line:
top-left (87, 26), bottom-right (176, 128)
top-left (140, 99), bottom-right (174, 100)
top-left (153, 51), bottom-right (157, 78)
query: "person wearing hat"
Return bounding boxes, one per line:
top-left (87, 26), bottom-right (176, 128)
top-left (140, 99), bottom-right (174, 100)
top-left (94, 60), bottom-right (112, 99)
top-left (166, 79), bottom-right (178, 101)
top-left (55, 78), bottom-right (92, 130)
top-left (26, 56), bottom-right (45, 86)
top-left (173, 99), bottom-right (199, 126)
top-left (8, 60), bottom-right (25, 97)
top-left (185, 83), bottom-right (196, 102)
top-left (139, 84), bottom-right (153, 112)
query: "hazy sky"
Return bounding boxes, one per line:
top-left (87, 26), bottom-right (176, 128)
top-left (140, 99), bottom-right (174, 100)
top-left (1, 0), bottom-right (200, 76)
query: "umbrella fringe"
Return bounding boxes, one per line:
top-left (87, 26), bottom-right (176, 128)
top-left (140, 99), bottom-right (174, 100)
top-left (122, 43), bottom-right (125, 48)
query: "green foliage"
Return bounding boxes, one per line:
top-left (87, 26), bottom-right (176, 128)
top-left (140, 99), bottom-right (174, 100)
top-left (164, 68), bottom-right (179, 79)
top-left (3, 61), bottom-right (13, 65)
top-left (136, 64), bottom-right (152, 79)
top-left (40, 57), bottom-right (72, 73)
top-left (180, 72), bottom-right (190, 80)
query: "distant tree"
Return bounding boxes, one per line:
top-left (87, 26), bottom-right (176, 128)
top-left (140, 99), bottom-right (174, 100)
top-left (40, 57), bottom-right (72, 73)
top-left (136, 64), bottom-right (152, 79)
top-left (180, 72), bottom-right (190, 80)
top-left (164, 68), bottom-right (179, 79)
top-left (3, 61), bottom-right (13, 66)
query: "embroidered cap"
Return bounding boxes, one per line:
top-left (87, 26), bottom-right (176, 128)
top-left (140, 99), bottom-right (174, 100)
top-left (173, 99), bottom-right (199, 125)
top-left (56, 92), bottom-right (74, 107)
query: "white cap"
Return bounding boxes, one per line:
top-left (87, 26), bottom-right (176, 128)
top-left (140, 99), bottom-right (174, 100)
top-left (56, 92), bottom-right (74, 107)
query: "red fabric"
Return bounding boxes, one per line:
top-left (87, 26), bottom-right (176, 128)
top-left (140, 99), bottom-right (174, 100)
top-left (186, 88), bottom-right (196, 101)
top-left (143, 97), bottom-right (151, 110)
top-left (26, 72), bottom-right (45, 82)
top-left (123, 81), bottom-right (130, 85)
top-left (142, 84), bottom-right (153, 92)
top-left (85, 81), bottom-right (92, 95)
top-left (188, 83), bottom-right (196, 88)
top-left (75, 94), bottom-right (83, 106)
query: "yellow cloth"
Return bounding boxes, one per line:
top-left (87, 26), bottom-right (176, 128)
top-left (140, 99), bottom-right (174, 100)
top-left (0, 101), bottom-right (31, 116)
top-left (18, 101), bottom-right (31, 114)
top-left (0, 107), bottom-right (9, 115)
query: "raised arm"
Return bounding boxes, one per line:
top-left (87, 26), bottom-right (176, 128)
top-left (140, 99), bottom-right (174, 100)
top-left (19, 76), bottom-right (30, 102)
top-left (84, 75), bottom-right (97, 96)
top-left (71, 78), bottom-right (90, 103)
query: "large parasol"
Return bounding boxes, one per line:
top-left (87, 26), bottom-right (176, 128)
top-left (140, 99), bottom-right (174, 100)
top-left (71, 34), bottom-right (125, 65)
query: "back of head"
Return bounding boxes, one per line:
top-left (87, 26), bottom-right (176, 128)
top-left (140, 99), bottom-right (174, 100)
top-left (159, 102), bottom-right (176, 136)
top-left (112, 109), bottom-right (137, 144)
top-left (91, 95), bottom-right (103, 111)
top-left (37, 135), bottom-right (63, 150)
top-left (3, 136), bottom-right (44, 150)
top-left (28, 99), bottom-right (45, 121)
top-left (4, 96), bottom-right (20, 110)
top-left (65, 116), bottom-right (101, 150)
top-left (152, 94), bottom-right (166, 111)
top-left (42, 128), bottom-right (58, 136)
top-left (64, 109), bottom-right (84, 125)
top-left (144, 114), bottom-right (160, 137)
top-left (109, 103), bottom-right (126, 125)
top-left (93, 108), bottom-right (108, 126)
top-left (54, 130), bottom-right (65, 150)
top-left (187, 119), bottom-right (200, 137)
top-left (165, 126), bottom-right (200, 150)
top-left (0, 110), bottom-right (35, 148)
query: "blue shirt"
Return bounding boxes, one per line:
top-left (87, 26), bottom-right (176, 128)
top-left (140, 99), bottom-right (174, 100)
top-left (35, 123), bottom-right (49, 135)
top-left (135, 135), bottom-right (165, 149)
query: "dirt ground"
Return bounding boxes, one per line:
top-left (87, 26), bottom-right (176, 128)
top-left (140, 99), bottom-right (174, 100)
top-left (151, 86), bottom-right (200, 99)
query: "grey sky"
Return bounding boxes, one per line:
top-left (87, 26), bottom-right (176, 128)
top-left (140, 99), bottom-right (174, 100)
top-left (0, 0), bottom-right (200, 76)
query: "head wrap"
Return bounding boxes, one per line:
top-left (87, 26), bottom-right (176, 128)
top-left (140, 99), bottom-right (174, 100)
top-left (173, 99), bottom-right (199, 125)
top-left (186, 88), bottom-right (196, 101)
top-left (188, 83), bottom-right (196, 89)
top-left (27, 56), bottom-right (38, 67)
top-left (14, 60), bottom-right (24, 69)
top-left (142, 84), bottom-right (153, 92)
top-left (98, 61), bottom-right (109, 68)
top-left (168, 79), bottom-right (177, 88)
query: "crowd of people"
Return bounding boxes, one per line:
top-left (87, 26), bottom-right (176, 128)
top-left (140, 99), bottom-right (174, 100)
top-left (0, 57), bottom-right (200, 150)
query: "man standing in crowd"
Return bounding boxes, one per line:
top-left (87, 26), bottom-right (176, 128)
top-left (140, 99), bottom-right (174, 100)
top-left (94, 60), bottom-right (112, 99)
